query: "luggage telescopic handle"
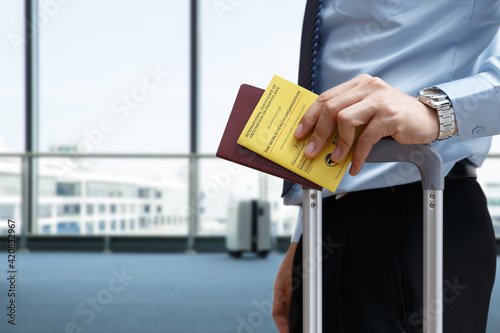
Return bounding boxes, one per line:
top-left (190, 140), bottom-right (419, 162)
top-left (365, 139), bottom-right (444, 333)
top-left (303, 139), bottom-right (444, 333)
top-left (365, 138), bottom-right (444, 191)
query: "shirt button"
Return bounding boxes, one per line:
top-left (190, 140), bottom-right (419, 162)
top-left (472, 127), bottom-right (484, 136)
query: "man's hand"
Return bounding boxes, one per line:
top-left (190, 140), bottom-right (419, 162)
top-left (294, 74), bottom-right (440, 175)
top-left (273, 242), bottom-right (298, 333)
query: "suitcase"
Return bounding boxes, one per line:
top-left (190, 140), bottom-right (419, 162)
top-left (302, 139), bottom-right (444, 333)
top-left (226, 200), bottom-right (271, 258)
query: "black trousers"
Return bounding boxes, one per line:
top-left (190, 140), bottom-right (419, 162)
top-left (289, 178), bottom-right (497, 333)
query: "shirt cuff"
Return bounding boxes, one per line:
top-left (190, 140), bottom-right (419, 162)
top-left (436, 73), bottom-right (500, 141)
top-left (291, 208), bottom-right (303, 243)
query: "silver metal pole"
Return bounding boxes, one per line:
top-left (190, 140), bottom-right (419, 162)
top-left (24, 0), bottom-right (39, 247)
top-left (302, 188), bottom-right (322, 333)
top-left (187, 156), bottom-right (198, 253)
top-left (187, 0), bottom-right (199, 254)
top-left (423, 190), bottom-right (444, 333)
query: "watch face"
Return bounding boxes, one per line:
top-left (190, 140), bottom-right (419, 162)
top-left (418, 88), bottom-right (446, 101)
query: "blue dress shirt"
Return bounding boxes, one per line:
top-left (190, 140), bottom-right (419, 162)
top-left (287, 0), bottom-right (500, 242)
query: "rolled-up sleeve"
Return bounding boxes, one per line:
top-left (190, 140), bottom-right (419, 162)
top-left (436, 56), bottom-right (500, 141)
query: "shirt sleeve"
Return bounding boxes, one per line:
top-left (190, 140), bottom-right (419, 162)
top-left (291, 207), bottom-right (303, 243)
top-left (436, 56), bottom-right (500, 141)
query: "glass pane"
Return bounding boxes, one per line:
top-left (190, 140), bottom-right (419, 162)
top-left (477, 157), bottom-right (500, 237)
top-left (37, 158), bottom-right (188, 235)
top-left (199, 0), bottom-right (305, 153)
top-left (39, 0), bottom-right (190, 153)
top-left (0, 158), bottom-right (22, 235)
top-left (198, 159), bottom-right (260, 235)
top-left (0, 1), bottom-right (24, 152)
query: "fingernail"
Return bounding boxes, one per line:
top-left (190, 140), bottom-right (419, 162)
top-left (331, 147), bottom-right (341, 161)
top-left (350, 165), bottom-right (358, 176)
top-left (304, 141), bottom-right (315, 156)
top-left (294, 123), bottom-right (304, 137)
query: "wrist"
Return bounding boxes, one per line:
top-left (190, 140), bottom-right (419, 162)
top-left (422, 103), bottom-right (440, 141)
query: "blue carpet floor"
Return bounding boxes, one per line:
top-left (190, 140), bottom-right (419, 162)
top-left (0, 253), bottom-right (498, 333)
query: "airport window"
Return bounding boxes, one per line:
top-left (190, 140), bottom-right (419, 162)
top-left (1, 0), bottom-right (497, 242)
top-left (0, 0), bottom-right (23, 153)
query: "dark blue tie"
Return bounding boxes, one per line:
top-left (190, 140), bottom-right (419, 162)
top-left (299, 0), bottom-right (323, 94)
top-left (281, 0), bottom-right (324, 196)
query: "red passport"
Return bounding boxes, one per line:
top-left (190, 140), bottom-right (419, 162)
top-left (216, 84), bottom-right (322, 190)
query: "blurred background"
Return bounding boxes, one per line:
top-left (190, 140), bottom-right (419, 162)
top-left (0, 0), bottom-right (498, 332)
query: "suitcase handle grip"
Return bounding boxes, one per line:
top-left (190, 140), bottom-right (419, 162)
top-left (365, 138), bottom-right (444, 191)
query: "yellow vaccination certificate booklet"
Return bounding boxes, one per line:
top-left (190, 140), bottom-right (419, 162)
top-left (237, 75), bottom-right (358, 193)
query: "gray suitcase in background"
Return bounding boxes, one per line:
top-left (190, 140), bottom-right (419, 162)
top-left (226, 200), bottom-right (271, 258)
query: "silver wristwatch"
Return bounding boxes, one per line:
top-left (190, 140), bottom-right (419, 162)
top-left (417, 87), bottom-right (456, 140)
